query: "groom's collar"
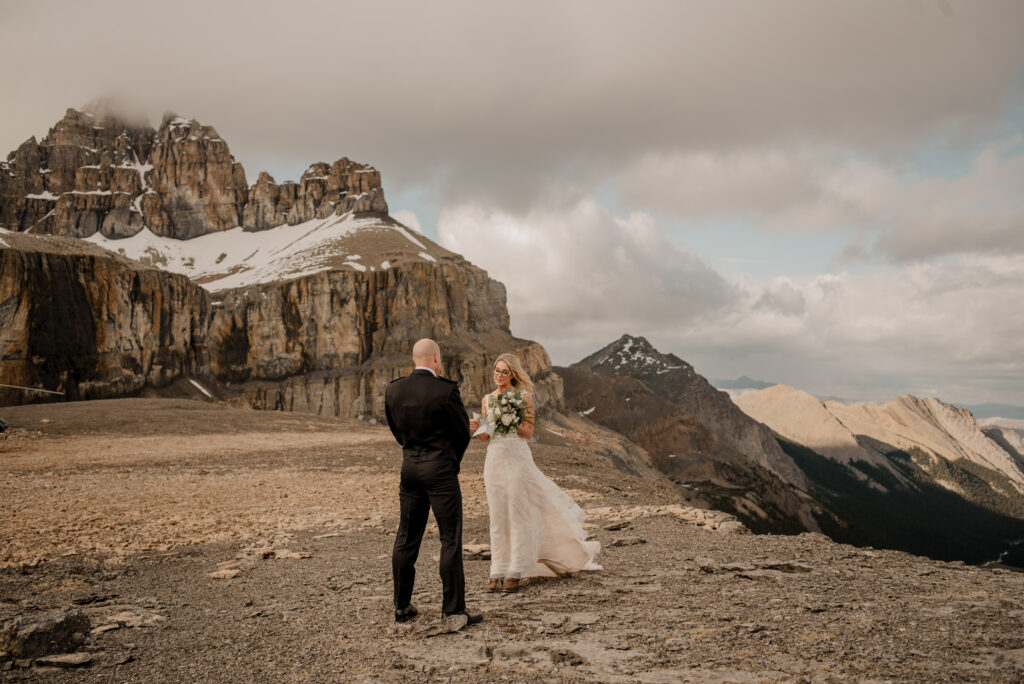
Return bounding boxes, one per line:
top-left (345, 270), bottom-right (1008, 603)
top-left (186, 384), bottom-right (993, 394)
top-left (413, 366), bottom-right (437, 377)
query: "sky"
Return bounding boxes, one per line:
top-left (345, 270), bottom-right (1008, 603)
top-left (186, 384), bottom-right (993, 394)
top-left (2, 0), bottom-right (1024, 406)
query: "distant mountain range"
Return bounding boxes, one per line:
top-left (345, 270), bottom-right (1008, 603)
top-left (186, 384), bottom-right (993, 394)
top-left (735, 386), bottom-right (1024, 565)
top-left (713, 383), bottom-right (1024, 423)
top-left (561, 335), bottom-right (1024, 566)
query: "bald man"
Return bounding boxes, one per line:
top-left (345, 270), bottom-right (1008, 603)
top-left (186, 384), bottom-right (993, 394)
top-left (384, 339), bottom-right (480, 625)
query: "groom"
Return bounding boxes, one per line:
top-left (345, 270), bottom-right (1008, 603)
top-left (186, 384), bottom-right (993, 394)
top-left (384, 338), bottom-right (481, 625)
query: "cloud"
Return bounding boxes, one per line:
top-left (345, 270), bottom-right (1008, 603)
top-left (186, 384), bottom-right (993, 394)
top-left (390, 210), bottom-right (423, 234)
top-left (2, 1), bottom-right (1023, 209)
top-left (437, 198), bottom-right (736, 364)
top-left (868, 138), bottom-right (1024, 260)
top-left (668, 254), bottom-right (1024, 403)
top-left (754, 280), bottom-right (806, 316)
top-left (2, 1), bottom-right (1023, 403)
top-left (619, 138), bottom-right (1024, 260)
top-left (439, 195), bottom-right (1024, 403)
top-left (617, 148), bottom-right (852, 231)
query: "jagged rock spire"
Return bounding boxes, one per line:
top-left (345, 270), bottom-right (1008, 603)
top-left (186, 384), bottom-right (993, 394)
top-left (0, 106), bottom-right (388, 240)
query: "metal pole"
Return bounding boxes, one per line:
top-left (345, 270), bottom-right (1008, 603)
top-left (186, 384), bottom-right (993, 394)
top-left (0, 383), bottom-right (66, 396)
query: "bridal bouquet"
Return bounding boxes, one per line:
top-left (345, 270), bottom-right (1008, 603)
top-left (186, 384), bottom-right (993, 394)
top-left (486, 387), bottom-right (533, 437)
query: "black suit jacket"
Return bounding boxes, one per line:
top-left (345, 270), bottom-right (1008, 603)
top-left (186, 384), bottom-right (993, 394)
top-left (385, 369), bottom-right (471, 472)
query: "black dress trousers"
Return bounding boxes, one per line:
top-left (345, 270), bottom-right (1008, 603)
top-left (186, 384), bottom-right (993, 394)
top-left (392, 456), bottom-right (465, 614)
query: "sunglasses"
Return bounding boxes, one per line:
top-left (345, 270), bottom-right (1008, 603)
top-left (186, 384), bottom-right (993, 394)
top-left (494, 369), bottom-right (512, 377)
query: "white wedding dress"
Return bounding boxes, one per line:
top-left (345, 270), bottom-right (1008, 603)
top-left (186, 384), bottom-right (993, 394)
top-left (483, 395), bottom-right (602, 579)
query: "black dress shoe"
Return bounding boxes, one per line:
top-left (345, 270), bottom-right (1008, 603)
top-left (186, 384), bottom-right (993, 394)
top-left (442, 609), bottom-right (483, 625)
top-left (394, 604), bottom-right (419, 623)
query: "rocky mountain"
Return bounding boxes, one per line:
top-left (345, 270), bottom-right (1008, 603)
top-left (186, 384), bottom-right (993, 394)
top-left (735, 385), bottom-right (1024, 564)
top-left (0, 107), bottom-right (387, 240)
top-left (556, 335), bottom-right (823, 534)
top-left (736, 385), bottom-right (1024, 496)
top-left (0, 105), bottom-right (559, 417)
top-left (557, 336), bottom-right (1024, 564)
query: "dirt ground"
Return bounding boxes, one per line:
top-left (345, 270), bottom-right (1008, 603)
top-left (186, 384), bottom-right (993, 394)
top-left (1, 399), bottom-right (1023, 682)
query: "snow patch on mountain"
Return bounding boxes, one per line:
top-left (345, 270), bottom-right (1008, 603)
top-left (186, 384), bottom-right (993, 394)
top-left (589, 334), bottom-right (685, 375)
top-left (83, 213), bottom-right (428, 292)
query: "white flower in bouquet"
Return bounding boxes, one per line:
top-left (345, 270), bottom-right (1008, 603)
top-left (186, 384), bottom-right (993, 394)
top-left (488, 387), bottom-right (533, 437)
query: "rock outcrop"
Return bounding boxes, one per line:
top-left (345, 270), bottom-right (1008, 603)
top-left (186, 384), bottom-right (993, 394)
top-left (141, 115), bottom-right (249, 239)
top-left (1, 108), bottom-right (156, 238)
top-left (242, 160), bottom-right (387, 232)
top-left (0, 106), bottom-right (385, 241)
top-left (206, 258), bottom-right (561, 417)
top-left (1, 609), bottom-right (90, 659)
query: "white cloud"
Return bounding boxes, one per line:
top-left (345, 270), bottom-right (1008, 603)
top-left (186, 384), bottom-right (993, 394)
top-left (619, 138), bottom-right (1024, 260)
top-left (868, 137), bottom-right (1024, 259)
top-left (619, 149), bottom-right (829, 225)
top-left (391, 209), bottom-right (423, 233)
top-left (671, 255), bottom-right (1024, 404)
top-left (754, 280), bottom-right (806, 317)
top-left (440, 196), bottom-right (1024, 403)
top-left (438, 198), bottom-right (736, 364)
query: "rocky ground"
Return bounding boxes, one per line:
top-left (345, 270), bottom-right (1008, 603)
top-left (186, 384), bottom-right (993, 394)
top-left (1, 399), bottom-right (1022, 682)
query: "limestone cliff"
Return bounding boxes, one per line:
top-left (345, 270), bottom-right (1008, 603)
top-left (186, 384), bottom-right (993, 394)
top-left (242, 160), bottom-right (387, 232)
top-left (0, 231), bottom-right (209, 405)
top-left (205, 257), bottom-right (561, 418)
top-left (0, 226), bottom-right (560, 417)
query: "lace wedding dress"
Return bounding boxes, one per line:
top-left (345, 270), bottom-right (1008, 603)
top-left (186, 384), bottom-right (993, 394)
top-left (483, 395), bottom-right (602, 579)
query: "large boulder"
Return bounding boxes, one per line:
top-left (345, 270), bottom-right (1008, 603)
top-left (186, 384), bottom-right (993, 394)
top-left (1, 609), bottom-right (90, 659)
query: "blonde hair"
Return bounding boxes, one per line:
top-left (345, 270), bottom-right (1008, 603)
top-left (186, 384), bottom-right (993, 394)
top-left (494, 353), bottom-right (534, 394)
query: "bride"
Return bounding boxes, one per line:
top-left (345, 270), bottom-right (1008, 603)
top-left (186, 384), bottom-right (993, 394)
top-left (469, 353), bottom-right (600, 593)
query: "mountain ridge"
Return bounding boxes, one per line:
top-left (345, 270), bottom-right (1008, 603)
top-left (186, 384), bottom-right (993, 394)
top-left (712, 375), bottom-right (775, 390)
top-left (558, 334), bottom-right (823, 534)
top-left (735, 384), bottom-right (1024, 495)
top-left (736, 384), bottom-right (1024, 564)
top-left (562, 335), bottom-right (1024, 564)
